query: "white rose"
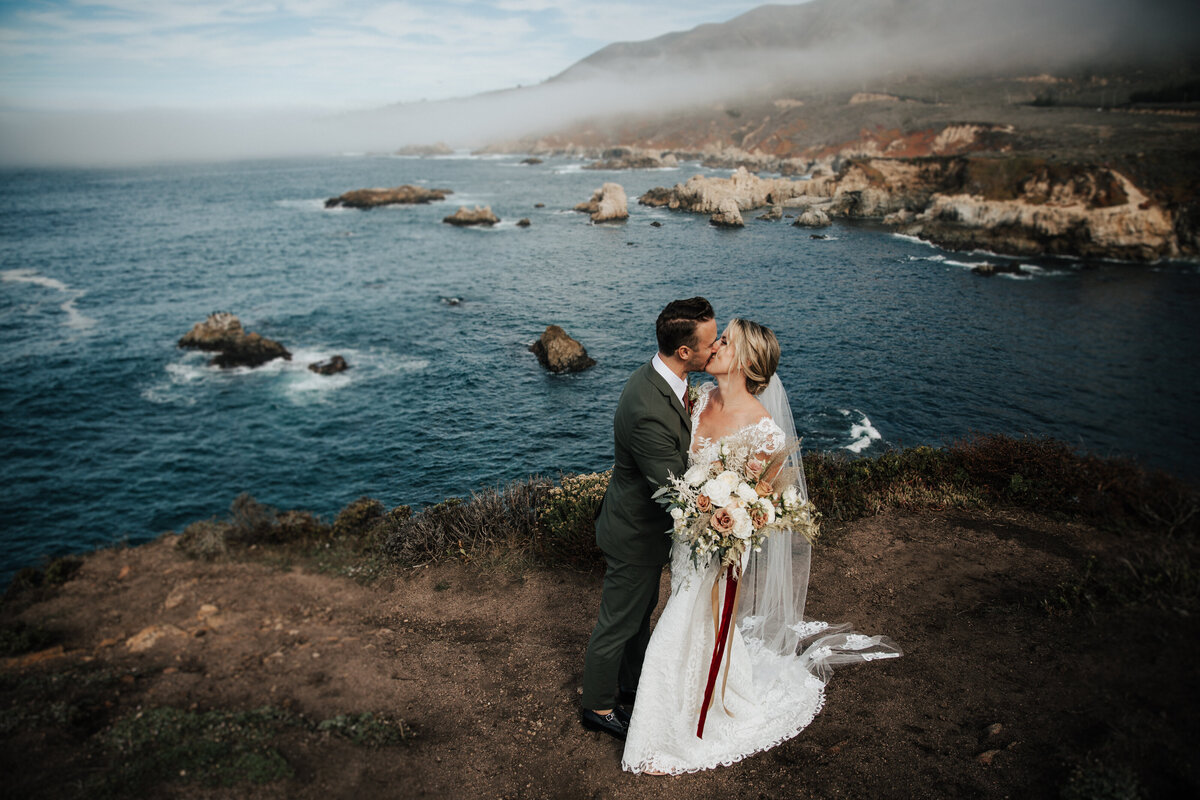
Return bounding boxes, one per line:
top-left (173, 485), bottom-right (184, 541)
top-left (781, 485), bottom-right (800, 510)
top-left (716, 470), bottom-right (740, 492)
top-left (735, 482), bottom-right (759, 504)
top-left (729, 506), bottom-right (753, 539)
top-left (702, 478), bottom-right (732, 507)
top-left (670, 507), bottom-right (684, 520)
top-left (683, 464), bottom-right (709, 486)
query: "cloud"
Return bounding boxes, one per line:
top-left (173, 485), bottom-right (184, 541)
top-left (0, 1), bottom-right (815, 110)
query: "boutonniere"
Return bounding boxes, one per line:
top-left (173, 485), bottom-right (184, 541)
top-left (686, 385), bottom-right (699, 413)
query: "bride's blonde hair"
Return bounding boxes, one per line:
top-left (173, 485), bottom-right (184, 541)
top-left (726, 318), bottom-right (780, 396)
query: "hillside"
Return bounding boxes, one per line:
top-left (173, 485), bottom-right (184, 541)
top-left (482, 0), bottom-right (1200, 261)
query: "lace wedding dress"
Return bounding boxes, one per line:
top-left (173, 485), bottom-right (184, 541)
top-left (622, 382), bottom-right (899, 775)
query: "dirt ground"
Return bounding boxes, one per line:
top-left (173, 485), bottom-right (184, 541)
top-left (3, 507), bottom-right (1197, 799)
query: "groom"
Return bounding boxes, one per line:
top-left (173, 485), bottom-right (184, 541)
top-left (581, 297), bottom-right (719, 740)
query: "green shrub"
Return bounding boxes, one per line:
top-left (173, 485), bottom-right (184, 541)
top-left (273, 510), bottom-right (328, 542)
top-left (333, 497), bottom-right (385, 539)
top-left (536, 470), bottom-right (610, 569)
top-left (948, 434), bottom-right (1197, 534)
top-left (228, 493), bottom-right (278, 543)
top-left (0, 621), bottom-right (57, 657)
top-left (178, 519), bottom-right (231, 560)
top-left (383, 479), bottom-right (551, 566)
top-left (43, 557), bottom-right (82, 585)
top-left (805, 445), bottom-right (981, 521)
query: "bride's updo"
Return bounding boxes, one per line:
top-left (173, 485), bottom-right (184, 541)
top-left (727, 318), bottom-right (780, 396)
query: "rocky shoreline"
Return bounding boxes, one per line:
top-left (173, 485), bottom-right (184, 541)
top-left (480, 90), bottom-right (1200, 263)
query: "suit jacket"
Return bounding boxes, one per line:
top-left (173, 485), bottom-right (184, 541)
top-left (596, 361), bottom-right (691, 565)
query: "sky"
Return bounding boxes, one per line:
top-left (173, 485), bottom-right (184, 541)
top-left (0, 0), bottom-right (813, 112)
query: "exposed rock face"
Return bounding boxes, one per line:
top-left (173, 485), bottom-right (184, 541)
top-left (443, 206), bottom-right (500, 226)
top-left (178, 313), bottom-right (292, 369)
top-left (530, 325), bottom-right (596, 373)
top-left (638, 187), bottom-right (675, 208)
top-left (634, 154), bottom-right (1182, 262)
top-left (710, 198), bottom-right (744, 228)
top-left (757, 206), bottom-right (783, 221)
top-left (833, 157), bottom-right (1180, 261)
top-left (325, 185), bottom-right (452, 209)
top-left (178, 312), bottom-right (243, 350)
top-left (793, 207), bottom-right (831, 227)
top-left (646, 167), bottom-right (834, 216)
top-left (585, 147), bottom-right (678, 170)
top-left (521, 157), bottom-right (544, 165)
top-left (309, 355), bottom-right (349, 375)
top-left (517, 218), bottom-right (532, 227)
top-left (575, 183), bottom-right (629, 222)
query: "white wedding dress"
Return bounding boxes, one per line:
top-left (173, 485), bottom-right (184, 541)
top-left (622, 382), bottom-right (899, 775)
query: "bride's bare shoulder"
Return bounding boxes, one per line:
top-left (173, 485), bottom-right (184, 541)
top-left (734, 396), bottom-right (771, 428)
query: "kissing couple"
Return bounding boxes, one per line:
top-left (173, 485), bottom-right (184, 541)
top-left (581, 297), bottom-right (900, 775)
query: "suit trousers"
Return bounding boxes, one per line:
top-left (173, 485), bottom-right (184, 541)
top-left (581, 554), bottom-right (663, 710)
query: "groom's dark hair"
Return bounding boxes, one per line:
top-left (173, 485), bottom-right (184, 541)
top-left (656, 297), bottom-right (714, 356)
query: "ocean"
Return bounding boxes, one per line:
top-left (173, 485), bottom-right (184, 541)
top-left (1, 154), bottom-right (1197, 581)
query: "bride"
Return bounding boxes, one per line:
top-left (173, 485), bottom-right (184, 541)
top-left (622, 318), bottom-right (901, 775)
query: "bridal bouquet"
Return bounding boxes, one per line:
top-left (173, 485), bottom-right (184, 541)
top-left (654, 439), bottom-right (818, 572)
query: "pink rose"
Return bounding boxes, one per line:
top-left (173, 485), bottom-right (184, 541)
top-left (696, 494), bottom-right (713, 513)
top-left (755, 479), bottom-right (773, 498)
top-left (749, 507), bottom-right (769, 528)
top-left (746, 458), bottom-right (765, 479)
top-left (711, 507), bottom-right (735, 533)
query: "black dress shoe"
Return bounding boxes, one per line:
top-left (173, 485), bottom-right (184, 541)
top-left (617, 686), bottom-right (637, 706)
top-left (581, 707), bottom-right (629, 740)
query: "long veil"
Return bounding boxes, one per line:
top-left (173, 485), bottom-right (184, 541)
top-left (738, 374), bottom-right (901, 682)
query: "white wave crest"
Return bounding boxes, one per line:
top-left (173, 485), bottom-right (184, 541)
top-left (143, 345), bottom-right (430, 406)
top-left (841, 409), bottom-right (882, 453)
top-left (1, 268), bottom-right (96, 328)
top-left (890, 233), bottom-right (938, 249)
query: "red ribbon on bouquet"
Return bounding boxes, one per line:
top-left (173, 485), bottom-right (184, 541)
top-left (697, 564), bottom-right (741, 739)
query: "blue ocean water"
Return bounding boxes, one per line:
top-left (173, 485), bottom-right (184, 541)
top-left (1, 154), bottom-right (1197, 581)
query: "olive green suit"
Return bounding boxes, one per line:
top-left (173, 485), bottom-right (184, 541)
top-left (582, 360), bottom-right (691, 710)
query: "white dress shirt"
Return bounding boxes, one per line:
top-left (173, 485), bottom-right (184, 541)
top-left (652, 353), bottom-right (688, 405)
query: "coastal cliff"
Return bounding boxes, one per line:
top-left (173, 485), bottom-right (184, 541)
top-left (3, 439), bottom-right (1197, 797)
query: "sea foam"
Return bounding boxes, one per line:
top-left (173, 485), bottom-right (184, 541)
top-left (844, 410), bottom-right (883, 453)
top-left (1, 269), bottom-right (96, 328)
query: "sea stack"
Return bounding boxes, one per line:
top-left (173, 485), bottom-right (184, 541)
top-left (530, 325), bottom-right (596, 373)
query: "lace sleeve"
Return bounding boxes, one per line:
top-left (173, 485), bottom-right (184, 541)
top-left (756, 418), bottom-right (786, 456)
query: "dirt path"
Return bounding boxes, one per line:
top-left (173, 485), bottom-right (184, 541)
top-left (3, 508), bottom-right (1196, 798)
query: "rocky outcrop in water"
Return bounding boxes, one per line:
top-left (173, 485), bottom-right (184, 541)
top-left (793, 207), bottom-right (831, 227)
top-left (309, 355), bottom-right (349, 375)
top-left (325, 185), bottom-right (452, 209)
top-left (710, 199), bottom-right (744, 228)
top-left (575, 183), bottom-right (629, 222)
top-left (633, 156), bottom-right (1184, 261)
top-left (443, 206), bottom-right (500, 226)
top-left (178, 312), bottom-right (291, 369)
top-left (841, 157), bottom-right (1180, 261)
top-left (644, 167), bottom-right (834, 216)
top-left (530, 325), bottom-right (596, 373)
top-left (585, 147), bottom-right (678, 170)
